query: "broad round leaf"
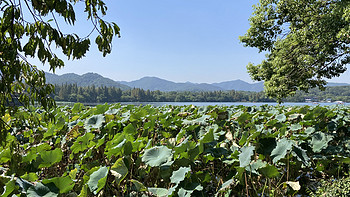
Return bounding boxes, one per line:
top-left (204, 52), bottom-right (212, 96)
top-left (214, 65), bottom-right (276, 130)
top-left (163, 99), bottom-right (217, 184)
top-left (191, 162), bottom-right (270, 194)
top-left (170, 167), bottom-right (191, 184)
top-left (84, 114), bottom-right (105, 129)
top-left (142, 146), bottom-right (172, 167)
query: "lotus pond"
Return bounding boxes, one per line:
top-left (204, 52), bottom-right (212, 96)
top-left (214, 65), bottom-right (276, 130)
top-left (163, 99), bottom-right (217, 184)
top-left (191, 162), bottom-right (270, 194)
top-left (0, 103), bottom-right (349, 196)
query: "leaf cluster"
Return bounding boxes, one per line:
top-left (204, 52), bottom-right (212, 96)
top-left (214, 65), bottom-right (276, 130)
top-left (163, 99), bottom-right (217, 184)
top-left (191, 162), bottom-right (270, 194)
top-left (241, 0), bottom-right (350, 101)
top-left (0, 103), bottom-right (350, 196)
top-left (0, 0), bottom-right (120, 133)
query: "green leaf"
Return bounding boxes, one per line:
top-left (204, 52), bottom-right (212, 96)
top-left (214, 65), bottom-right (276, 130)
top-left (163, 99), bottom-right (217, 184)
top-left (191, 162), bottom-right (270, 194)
top-left (16, 178), bottom-right (34, 192)
top-left (183, 115), bottom-right (211, 125)
top-left (304, 127), bottom-right (315, 135)
top-left (170, 167), bottom-right (191, 184)
top-left (77, 185), bottom-right (88, 197)
top-left (310, 132), bottom-right (333, 153)
top-left (199, 127), bottom-right (215, 144)
top-left (0, 147), bottom-right (11, 163)
top-left (178, 188), bottom-right (192, 197)
top-left (71, 132), bottom-right (95, 154)
top-left (42, 176), bottom-right (74, 194)
top-left (259, 164), bottom-right (280, 178)
top-left (218, 179), bottom-right (235, 193)
top-left (27, 182), bottom-right (59, 197)
top-left (246, 160), bottom-right (267, 175)
top-left (290, 124), bottom-right (302, 131)
top-left (84, 114), bottom-right (105, 130)
top-left (276, 114), bottom-right (286, 122)
top-left (148, 188), bottom-right (168, 197)
top-left (20, 173), bottom-right (39, 182)
top-left (72, 103), bottom-right (84, 114)
top-left (271, 138), bottom-right (293, 163)
top-left (239, 146), bottom-right (255, 167)
top-left (123, 123), bottom-right (136, 134)
top-left (38, 148), bottom-right (63, 168)
top-left (292, 145), bottom-right (310, 166)
top-left (130, 180), bottom-right (147, 192)
top-left (87, 166), bottom-right (109, 195)
top-left (1, 179), bottom-right (16, 197)
top-left (94, 103), bottom-right (109, 114)
top-left (110, 158), bottom-right (128, 185)
top-left (142, 146), bottom-right (173, 167)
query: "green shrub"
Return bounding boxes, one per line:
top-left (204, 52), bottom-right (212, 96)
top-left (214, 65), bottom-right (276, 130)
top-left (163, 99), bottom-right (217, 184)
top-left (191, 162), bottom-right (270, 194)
top-left (311, 175), bottom-right (350, 197)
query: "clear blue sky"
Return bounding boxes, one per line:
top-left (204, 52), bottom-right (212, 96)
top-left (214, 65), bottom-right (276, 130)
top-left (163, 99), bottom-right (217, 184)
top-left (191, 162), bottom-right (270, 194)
top-left (40, 0), bottom-right (350, 84)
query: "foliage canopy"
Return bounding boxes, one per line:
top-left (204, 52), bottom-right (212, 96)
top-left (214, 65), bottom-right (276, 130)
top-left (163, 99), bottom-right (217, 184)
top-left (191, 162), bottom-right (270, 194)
top-left (0, 0), bottom-right (120, 130)
top-left (240, 0), bottom-right (350, 101)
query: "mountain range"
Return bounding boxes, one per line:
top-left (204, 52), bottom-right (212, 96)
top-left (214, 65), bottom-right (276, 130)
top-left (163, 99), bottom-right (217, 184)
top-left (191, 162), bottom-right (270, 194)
top-left (45, 72), bottom-right (350, 92)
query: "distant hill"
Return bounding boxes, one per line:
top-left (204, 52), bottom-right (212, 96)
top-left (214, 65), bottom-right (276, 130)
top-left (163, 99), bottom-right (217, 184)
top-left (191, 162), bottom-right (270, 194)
top-left (327, 82), bottom-right (350, 87)
top-left (45, 72), bottom-right (131, 90)
top-left (45, 72), bottom-right (350, 92)
top-left (212, 80), bottom-right (265, 92)
top-left (119, 76), bottom-right (223, 92)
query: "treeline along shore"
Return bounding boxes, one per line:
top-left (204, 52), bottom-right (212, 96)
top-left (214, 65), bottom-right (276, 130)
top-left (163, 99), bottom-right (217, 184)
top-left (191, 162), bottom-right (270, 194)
top-left (52, 84), bottom-right (350, 103)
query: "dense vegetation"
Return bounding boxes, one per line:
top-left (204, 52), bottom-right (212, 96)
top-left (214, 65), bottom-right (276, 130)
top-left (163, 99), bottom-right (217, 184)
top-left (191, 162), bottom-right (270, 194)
top-left (1, 103), bottom-right (349, 196)
top-left (52, 84), bottom-right (350, 103)
top-left (0, 0), bottom-right (119, 131)
top-left (241, 0), bottom-right (350, 100)
top-left (52, 84), bottom-right (273, 103)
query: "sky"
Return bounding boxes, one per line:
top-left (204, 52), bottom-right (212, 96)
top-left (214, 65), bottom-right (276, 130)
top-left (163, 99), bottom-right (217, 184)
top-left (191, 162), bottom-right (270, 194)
top-left (40, 0), bottom-right (350, 84)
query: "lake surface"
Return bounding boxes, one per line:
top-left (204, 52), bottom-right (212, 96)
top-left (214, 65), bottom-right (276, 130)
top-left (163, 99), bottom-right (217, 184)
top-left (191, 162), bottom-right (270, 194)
top-left (119, 102), bottom-right (349, 107)
top-left (57, 101), bottom-right (348, 107)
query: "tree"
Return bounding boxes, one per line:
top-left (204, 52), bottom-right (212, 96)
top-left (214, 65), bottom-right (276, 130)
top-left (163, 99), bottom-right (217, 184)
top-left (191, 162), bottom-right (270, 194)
top-left (240, 0), bottom-right (350, 102)
top-left (0, 0), bottom-right (120, 130)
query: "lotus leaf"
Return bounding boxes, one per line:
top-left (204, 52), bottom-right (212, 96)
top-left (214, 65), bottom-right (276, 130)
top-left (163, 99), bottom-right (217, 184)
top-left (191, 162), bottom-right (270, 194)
top-left (170, 167), bottom-right (191, 184)
top-left (27, 182), bottom-right (59, 197)
top-left (42, 176), bottom-right (74, 193)
top-left (110, 158), bottom-right (128, 185)
top-left (130, 179), bottom-right (147, 192)
top-left (38, 148), bottom-right (63, 168)
top-left (271, 138), bottom-right (293, 163)
top-left (310, 132), bottom-right (333, 153)
top-left (84, 114), bottom-right (105, 129)
top-left (142, 146), bottom-right (173, 167)
top-left (259, 164), bottom-right (280, 178)
top-left (87, 166), bottom-right (109, 195)
top-left (148, 188), bottom-right (168, 197)
top-left (239, 146), bottom-right (255, 167)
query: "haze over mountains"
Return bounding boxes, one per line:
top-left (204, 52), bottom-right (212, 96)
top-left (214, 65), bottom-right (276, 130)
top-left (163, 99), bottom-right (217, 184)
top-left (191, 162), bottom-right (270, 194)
top-left (45, 72), bottom-right (350, 92)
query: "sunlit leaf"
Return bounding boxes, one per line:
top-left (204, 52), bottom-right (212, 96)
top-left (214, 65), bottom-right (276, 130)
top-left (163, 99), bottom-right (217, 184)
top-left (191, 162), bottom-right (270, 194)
top-left (110, 158), bottom-right (128, 185)
top-left (310, 132), bottom-right (333, 153)
top-left (148, 188), bottom-right (168, 197)
top-left (170, 167), bottom-right (191, 184)
top-left (239, 146), bottom-right (255, 167)
top-left (42, 176), bottom-right (74, 193)
top-left (271, 138), bottom-right (293, 163)
top-left (38, 148), bottom-right (63, 168)
top-left (142, 146), bottom-right (173, 167)
top-left (87, 166), bottom-right (109, 195)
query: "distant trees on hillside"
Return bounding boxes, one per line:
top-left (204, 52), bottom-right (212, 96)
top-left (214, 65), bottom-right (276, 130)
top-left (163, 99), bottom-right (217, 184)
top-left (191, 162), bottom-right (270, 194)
top-left (52, 84), bottom-right (350, 103)
top-left (53, 84), bottom-right (274, 103)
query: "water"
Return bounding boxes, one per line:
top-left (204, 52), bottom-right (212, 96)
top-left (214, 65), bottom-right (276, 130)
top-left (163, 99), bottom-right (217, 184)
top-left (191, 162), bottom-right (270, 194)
top-left (56, 101), bottom-right (348, 107)
top-left (118, 102), bottom-right (349, 107)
